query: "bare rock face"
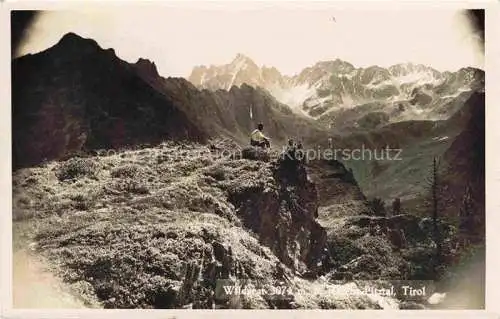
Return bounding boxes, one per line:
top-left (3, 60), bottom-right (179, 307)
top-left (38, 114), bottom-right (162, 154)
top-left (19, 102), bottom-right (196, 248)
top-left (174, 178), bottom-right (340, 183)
top-left (306, 159), bottom-right (366, 206)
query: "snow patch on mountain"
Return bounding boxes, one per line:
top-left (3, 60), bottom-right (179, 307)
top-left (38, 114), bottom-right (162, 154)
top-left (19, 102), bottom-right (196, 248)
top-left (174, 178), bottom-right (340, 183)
top-left (433, 136), bottom-right (450, 142)
top-left (228, 54), bottom-right (251, 88)
top-left (398, 71), bottom-right (443, 86)
top-left (365, 71), bottom-right (443, 92)
top-left (268, 83), bottom-right (317, 115)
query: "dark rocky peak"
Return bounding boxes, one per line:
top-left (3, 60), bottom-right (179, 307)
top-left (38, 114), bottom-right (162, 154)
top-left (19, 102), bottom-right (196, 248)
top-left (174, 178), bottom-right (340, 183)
top-left (51, 32), bottom-right (102, 55)
top-left (13, 32), bottom-right (119, 71)
top-left (239, 82), bottom-right (256, 91)
top-left (12, 33), bottom-right (207, 168)
top-left (228, 83), bottom-right (273, 100)
top-left (227, 83), bottom-right (249, 94)
top-left (134, 57), bottom-right (161, 80)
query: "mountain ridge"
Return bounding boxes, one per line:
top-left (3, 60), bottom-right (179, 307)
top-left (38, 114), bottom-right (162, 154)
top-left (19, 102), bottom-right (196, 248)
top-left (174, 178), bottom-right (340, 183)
top-left (12, 33), bottom-right (328, 168)
top-left (188, 54), bottom-right (484, 123)
top-left (12, 33), bottom-right (207, 168)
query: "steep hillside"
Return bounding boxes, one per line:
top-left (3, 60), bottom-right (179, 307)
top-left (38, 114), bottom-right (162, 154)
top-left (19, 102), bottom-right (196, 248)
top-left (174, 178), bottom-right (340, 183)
top-left (335, 92), bottom-right (484, 207)
top-left (135, 57), bottom-right (326, 146)
top-left (12, 33), bottom-right (206, 168)
top-left (301, 93), bottom-right (485, 294)
top-left (442, 92), bottom-right (485, 241)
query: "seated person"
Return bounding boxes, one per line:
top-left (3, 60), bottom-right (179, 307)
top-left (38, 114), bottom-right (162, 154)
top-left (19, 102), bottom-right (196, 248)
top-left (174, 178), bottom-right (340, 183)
top-left (250, 123), bottom-right (270, 148)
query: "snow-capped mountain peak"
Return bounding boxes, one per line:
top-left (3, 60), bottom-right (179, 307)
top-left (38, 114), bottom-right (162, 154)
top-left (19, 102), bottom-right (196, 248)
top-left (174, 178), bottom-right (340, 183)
top-left (230, 53), bottom-right (254, 67)
top-left (187, 55), bottom-right (484, 125)
top-left (188, 53), bottom-right (286, 91)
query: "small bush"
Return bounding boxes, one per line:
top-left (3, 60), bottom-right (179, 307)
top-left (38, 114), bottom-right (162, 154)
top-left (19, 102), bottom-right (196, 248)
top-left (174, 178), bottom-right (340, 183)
top-left (56, 158), bottom-right (99, 181)
top-left (204, 167), bottom-right (226, 181)
top-left (354, 235), bottom-right (393, 259)
top-left (16, 195), bottom-right (32, 207)
top-left (69, 193), bottom-right (93, 211)
top-left (111, 164), bottom-right (142, 178)
top-left (402, 246), bottom-right (436, 279)
top-left (327, 236), bottom-right (363, 268)
top-left (367, 197), bottom-right (386, 216)
top-left (352, 235), bottom-right (402, 278)
top-left (116, 179), bottom-right (149, 195)
top-left (23, 176), bottom-right (39, 186)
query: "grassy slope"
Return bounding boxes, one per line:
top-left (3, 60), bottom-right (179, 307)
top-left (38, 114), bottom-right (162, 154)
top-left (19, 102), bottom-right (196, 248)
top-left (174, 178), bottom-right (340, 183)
top-left (12, 141), bottom-right (398, 309)
top-left (344, 136), bottom-right (453, 202)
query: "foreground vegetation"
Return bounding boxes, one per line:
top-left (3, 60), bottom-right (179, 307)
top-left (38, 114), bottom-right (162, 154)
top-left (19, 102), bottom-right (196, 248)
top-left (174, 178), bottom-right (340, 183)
top-left (12, 140), bottom-right (482, 309)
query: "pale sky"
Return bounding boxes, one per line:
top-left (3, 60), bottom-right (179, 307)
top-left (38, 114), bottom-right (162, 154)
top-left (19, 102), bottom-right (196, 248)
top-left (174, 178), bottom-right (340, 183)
top-left (16, 4), bottom-right (484, 77)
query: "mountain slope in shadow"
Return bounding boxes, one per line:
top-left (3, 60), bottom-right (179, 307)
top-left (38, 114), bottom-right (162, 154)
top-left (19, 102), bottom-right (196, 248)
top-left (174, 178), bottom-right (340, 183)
top-left (12, 32), bottom-right (328, 168)
top-left (12, 32), bottom-right (207, 168)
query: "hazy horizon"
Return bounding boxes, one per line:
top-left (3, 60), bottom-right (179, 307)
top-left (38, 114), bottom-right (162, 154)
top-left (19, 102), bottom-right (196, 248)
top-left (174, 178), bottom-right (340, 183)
top-left (15, 5), bottom-right (484, 77)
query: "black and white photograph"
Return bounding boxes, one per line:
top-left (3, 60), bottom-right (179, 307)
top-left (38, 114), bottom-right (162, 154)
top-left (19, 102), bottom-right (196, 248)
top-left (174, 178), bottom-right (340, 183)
top-left (7, 2), bottom-right (487, 311)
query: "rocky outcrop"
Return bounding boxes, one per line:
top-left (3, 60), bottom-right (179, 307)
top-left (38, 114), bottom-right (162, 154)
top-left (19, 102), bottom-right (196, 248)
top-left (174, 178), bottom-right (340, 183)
top-left (225, 154), bottom-right (328, 274)
top-left (306, 159), bottom-right (365, 206)
top-left (304, 159), bottom-right (372, 228)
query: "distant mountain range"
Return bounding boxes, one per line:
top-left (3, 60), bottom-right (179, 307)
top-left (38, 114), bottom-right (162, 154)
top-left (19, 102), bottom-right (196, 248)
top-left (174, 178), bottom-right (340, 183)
top-left (188, 54), bottom-right (484, 129)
